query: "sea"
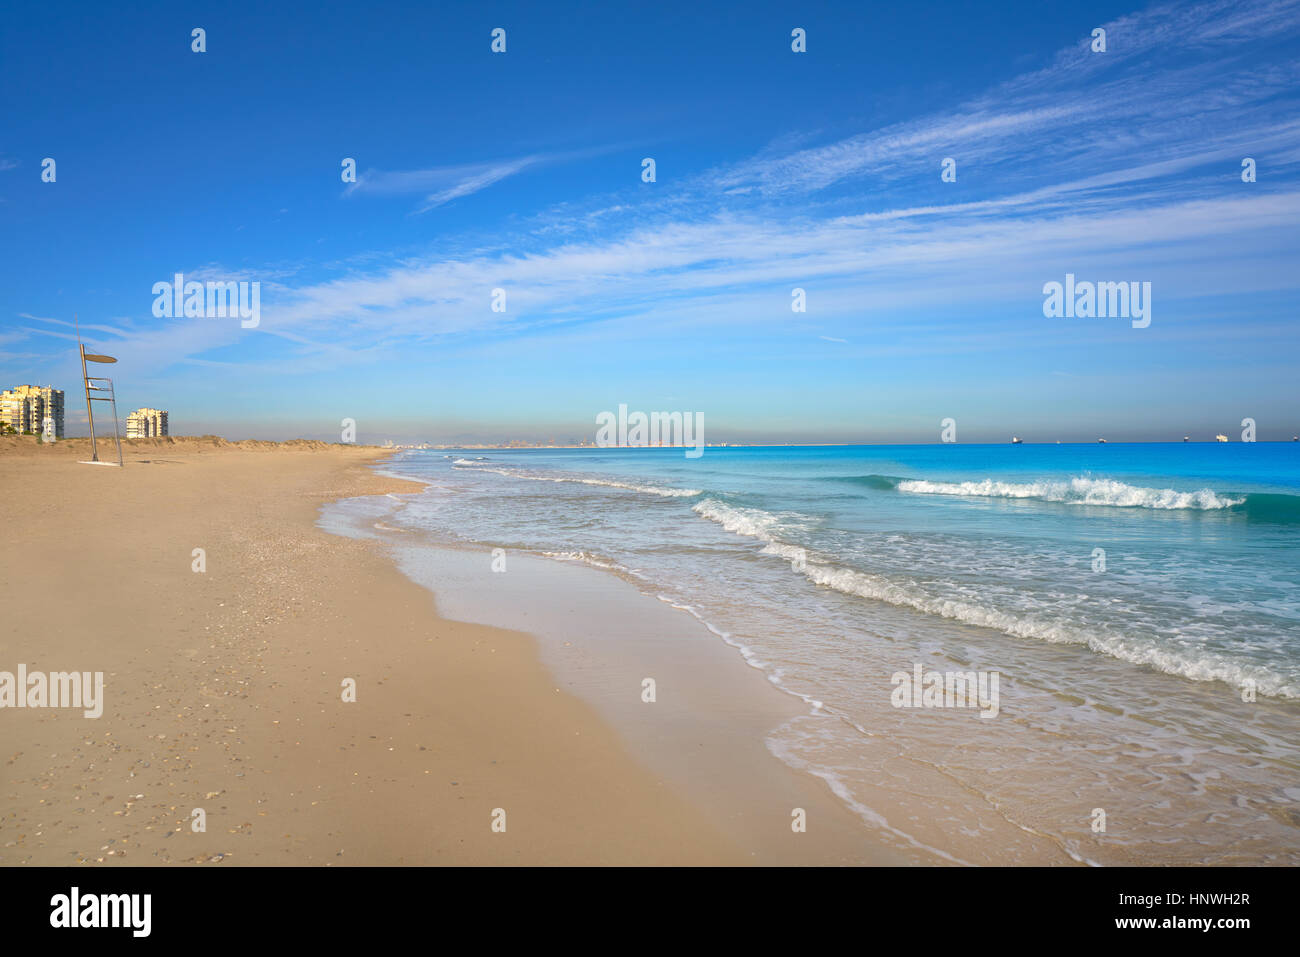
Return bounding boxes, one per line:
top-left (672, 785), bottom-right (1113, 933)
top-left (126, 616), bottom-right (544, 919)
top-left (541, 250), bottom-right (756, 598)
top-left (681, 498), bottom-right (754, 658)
top-left (325, 442), bottom-right (1300, 864)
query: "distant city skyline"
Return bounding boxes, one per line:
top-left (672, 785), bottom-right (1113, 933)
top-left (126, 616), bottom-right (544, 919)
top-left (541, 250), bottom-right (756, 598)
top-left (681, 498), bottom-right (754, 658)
top-left (3, 0), bottom-right (1299, 443)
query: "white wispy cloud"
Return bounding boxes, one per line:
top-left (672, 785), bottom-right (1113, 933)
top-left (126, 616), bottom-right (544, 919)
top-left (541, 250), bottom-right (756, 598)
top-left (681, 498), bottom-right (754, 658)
top-left (346, 157), bottom-right (540, 211)
top-left (11, 0), bottom-right (1298, 381)
top-left (18, 313), bottom-right (128, 337)
top-left (253, 186), bottom-right (1300, 350)
top-left (707, 0), bottom-right (1300, 199)
top-left (345, 146), bottom-right (618, 212)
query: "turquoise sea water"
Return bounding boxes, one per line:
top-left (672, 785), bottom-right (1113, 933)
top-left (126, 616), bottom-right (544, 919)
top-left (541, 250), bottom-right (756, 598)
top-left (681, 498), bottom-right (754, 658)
top-left (353, 442), bottom-right (1300, 863)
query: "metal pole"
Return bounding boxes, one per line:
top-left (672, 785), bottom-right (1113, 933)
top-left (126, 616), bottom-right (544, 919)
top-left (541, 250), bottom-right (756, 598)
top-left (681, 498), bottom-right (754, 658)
top-left (80, 341), bottom-right (98, 462)
top-left (109, 380), bottom-right (123, 467)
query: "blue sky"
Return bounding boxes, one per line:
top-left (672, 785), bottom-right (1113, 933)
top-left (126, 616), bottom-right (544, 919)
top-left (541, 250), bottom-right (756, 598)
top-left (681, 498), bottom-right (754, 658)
top-left (2, 0), bottom-right (1298, 443)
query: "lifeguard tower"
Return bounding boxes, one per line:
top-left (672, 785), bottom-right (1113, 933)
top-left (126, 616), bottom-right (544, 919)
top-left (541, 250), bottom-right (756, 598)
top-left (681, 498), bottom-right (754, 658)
top-left (76, 318), bottom-right (123, 467)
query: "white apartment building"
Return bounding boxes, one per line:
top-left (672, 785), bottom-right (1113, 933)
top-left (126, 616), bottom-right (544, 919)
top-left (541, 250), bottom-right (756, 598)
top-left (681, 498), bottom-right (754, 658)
top-left (126, 408), bottom-right (169, 438)
top-left (1, 385), bottom-right (65, 437)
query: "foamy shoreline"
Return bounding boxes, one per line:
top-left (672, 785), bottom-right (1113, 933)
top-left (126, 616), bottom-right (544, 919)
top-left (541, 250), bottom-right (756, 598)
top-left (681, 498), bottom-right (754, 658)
top-left (338, 453), bottom-right (1077, 864)
top-left (361, 445), bottom-right (1300, 865)
top-left (322, 457), bottom-right (910, 864)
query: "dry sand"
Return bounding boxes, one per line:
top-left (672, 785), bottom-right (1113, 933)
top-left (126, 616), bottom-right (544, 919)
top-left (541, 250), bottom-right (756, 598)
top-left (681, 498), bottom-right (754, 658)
top-left (0, 436), bottom-right (750, 865)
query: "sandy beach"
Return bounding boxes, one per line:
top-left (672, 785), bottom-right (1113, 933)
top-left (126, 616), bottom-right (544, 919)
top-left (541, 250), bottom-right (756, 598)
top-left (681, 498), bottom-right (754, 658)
top-left (0, 436), bottom-right (889, 866)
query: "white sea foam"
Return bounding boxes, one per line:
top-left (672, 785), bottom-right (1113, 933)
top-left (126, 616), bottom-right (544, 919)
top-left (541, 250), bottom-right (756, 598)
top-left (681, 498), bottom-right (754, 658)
top-left (895, 476), bottom-right (1243, 510)
top-left (653, 595), bottom-right (777, 677)
top-left (690, 497), bottom-right (1295, 697)
top-left (691, 498), bottom-right (798, 536)
top-left (765, 726), bottom-right (973, 865)
top-left (542, 550), bottom-right (628, 572)
top-left (454, 461), bottom-right (701, 498)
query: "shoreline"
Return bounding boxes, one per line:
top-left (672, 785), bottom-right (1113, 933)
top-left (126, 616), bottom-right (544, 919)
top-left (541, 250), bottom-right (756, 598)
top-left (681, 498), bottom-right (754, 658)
top-left (321, 482), bottom-right (911, 864)
top-left (330, 453), bottom-right (1089, 864)
top-left (346, 446), bottom-right (1300, 866)
top-left (0, 438), bottom-right (759, 864)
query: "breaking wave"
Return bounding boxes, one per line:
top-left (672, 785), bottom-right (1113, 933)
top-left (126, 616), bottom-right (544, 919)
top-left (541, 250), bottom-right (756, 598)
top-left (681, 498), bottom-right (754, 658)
top-left (452, 461), bottom-right (701, 498)
top-left (690, 497), bottom-right (1295, 697)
